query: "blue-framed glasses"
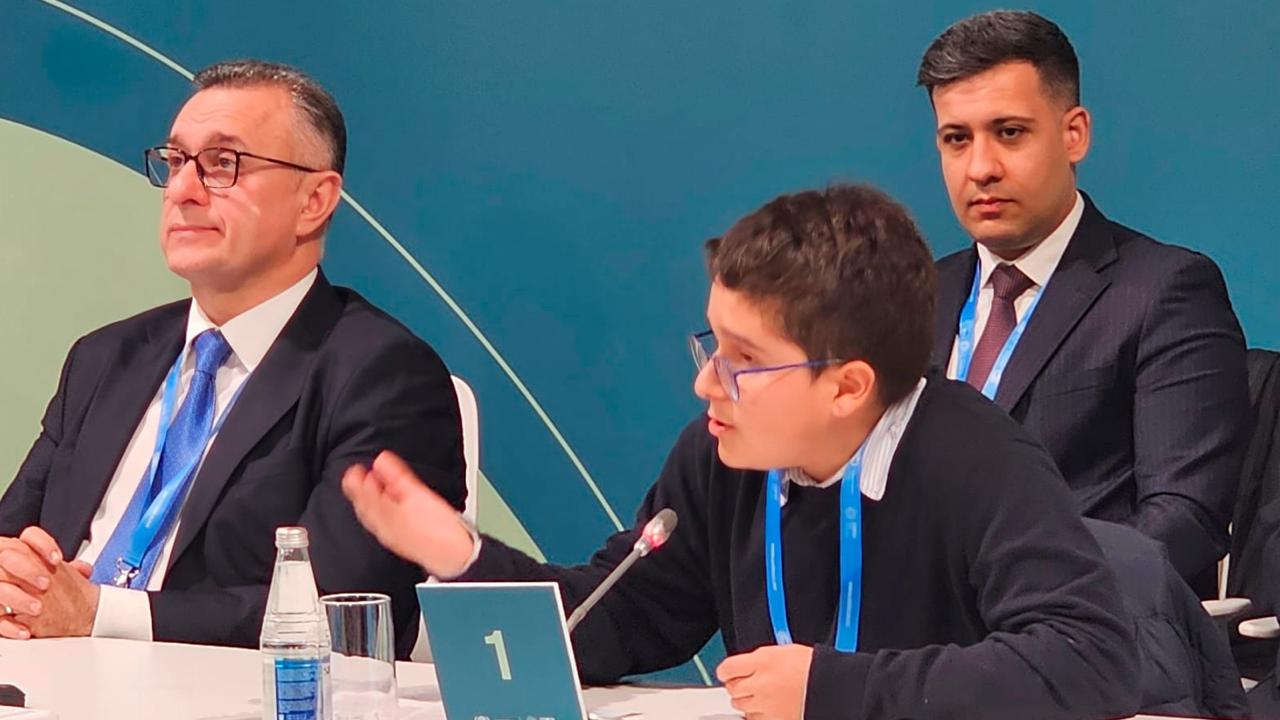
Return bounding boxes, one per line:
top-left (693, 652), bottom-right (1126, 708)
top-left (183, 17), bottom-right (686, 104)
top-left (689, 330), bottom-right (842, 402)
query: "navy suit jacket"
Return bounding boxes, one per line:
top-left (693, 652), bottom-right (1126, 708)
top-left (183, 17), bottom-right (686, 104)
top-left (0, 271), bottom-right (465, 657)
top-left (932, 194), bottom-right (1249, 582)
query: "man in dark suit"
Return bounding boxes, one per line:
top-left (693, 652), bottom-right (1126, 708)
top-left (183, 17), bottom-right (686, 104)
top-left (0, 60), bottom-right (464, 656)
top-left (918, 11), bottom-right (1250, 589)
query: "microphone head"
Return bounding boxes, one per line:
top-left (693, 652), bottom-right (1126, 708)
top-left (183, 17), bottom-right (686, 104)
top-left (638, 508), bottom-right (678, 554)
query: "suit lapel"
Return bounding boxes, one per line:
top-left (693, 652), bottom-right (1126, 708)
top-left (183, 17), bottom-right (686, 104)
top-left (167, 273), bottom-right (343, 567)
top-left (51, 307), bottom-right (187, 558)
top-left (932, 249), bottom-right (978, 371)
top-left (992, 197), bottom-right (1119, 411)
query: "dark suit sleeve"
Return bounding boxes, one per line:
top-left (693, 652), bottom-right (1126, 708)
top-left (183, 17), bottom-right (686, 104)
top-left (1259, 495), bottom-right (1280, 615)
top-left (457, 424), bottom-right (719, 683)
top-left (1265, 498), bottom-right (1280, 687)
top-left (804, 438), bottom-right (1141, 720)
top-left (0, 338), bottom-right (80, 534)
top-left (148, 333), bottom-right (466, 657)
top-left (1129, 253), bottom-right (1249, 579)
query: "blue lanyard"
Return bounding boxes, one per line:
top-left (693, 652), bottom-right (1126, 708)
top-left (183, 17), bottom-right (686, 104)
top-left (764, 446), bottom-right (864, 652)
top-left (954, 266), bottom-right (1043, 399)
top-left (118, 347), bottom-right (246, 576)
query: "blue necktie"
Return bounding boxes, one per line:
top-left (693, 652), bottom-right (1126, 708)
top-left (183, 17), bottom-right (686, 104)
top-left (91, 329), bottom-right (233, 589)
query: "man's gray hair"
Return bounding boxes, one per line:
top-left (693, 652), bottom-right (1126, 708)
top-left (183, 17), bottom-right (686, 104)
top-left (193, 59), bottom-right (347, 174)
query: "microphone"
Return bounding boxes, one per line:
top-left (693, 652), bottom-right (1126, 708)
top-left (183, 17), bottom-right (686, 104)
top-left (565, 508), bottom-right (678, 633)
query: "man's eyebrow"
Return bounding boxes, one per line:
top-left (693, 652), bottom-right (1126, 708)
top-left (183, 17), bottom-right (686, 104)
top-left (989, 115), bottom-right (1036, 126)
top-left (166, 131), bottom-right (249, 148)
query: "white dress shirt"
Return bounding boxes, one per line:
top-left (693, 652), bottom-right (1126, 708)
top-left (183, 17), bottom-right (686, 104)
top-left (945, 192), bottom-right (1084, 379)
top-left (78, 269), bottom-right (317, 640)
top-left (780, 377), bottom-right (927, 503)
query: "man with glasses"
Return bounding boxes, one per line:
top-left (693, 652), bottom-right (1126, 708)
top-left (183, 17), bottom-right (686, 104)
top-left (342, 185), bottom-right (1140, 720)
top-left (0, 60), bottom-right (465, 657)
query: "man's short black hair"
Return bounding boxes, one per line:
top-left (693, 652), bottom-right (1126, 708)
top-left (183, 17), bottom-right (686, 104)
top-left (917, 10), bottom-right (1080, 108)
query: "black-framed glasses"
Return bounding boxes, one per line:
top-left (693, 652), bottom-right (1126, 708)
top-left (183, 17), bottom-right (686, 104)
top-left (144, 146), bottom-right (322, 189)
top-left (689, 330), bottom-right (842, 403)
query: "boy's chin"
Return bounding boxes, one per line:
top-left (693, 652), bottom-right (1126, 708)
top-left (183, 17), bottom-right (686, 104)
top-left (715, 442), bottom-right (784, 473)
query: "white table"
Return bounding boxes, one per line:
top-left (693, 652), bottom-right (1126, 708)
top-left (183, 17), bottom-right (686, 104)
top-left (0, 637), bottom-right (1193, 720)
top-left (0, 637), bottom-right (737, 720)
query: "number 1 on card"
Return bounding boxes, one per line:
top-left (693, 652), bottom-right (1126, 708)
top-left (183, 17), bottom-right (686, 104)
top-left (484, 629), bottom-right (513, 680)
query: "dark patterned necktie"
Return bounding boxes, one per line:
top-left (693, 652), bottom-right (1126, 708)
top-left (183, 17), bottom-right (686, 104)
top-left (966, 263), bottom-right (1035, 391)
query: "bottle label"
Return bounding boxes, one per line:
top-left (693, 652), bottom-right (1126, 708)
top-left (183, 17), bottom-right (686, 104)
top-left (274, 657), bottom-right (321, 720)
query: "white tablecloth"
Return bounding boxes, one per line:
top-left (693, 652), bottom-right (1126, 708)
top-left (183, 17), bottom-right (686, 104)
top-left (0, 637), bottom-right (1189, 720)
top-left (0, 637), bottom-right (737, 719)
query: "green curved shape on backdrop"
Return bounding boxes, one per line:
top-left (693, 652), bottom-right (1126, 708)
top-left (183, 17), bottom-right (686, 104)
top-left (0, 117), bottom-right (185, 475)
top-left (0, 117), bottom-right (544, 561)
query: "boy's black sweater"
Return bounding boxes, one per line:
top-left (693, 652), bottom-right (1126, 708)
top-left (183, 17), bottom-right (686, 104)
top-left (460, 379), bottom-right (1140, 719)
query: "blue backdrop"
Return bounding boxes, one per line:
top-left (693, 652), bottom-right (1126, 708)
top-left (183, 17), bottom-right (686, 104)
top-left (2, 0), bottom-right (1276, 682)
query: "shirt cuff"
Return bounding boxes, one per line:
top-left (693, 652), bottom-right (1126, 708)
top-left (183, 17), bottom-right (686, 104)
top-left (429, 514), bottom-right (483, 582)
top-left (90, 584), bottom-right (154, 641)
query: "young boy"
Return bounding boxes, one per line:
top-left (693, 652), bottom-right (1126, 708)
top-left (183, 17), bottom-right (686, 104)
top-left (343, 185), bottom-right (1140, 720)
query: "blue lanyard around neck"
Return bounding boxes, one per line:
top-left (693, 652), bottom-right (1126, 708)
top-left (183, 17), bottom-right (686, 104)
top-left (954, 265), bottom-right (1044, 400)
top-left (119, 346), bottom-right (247, 574)
top-left (764, 445), bottom-right (865, 652)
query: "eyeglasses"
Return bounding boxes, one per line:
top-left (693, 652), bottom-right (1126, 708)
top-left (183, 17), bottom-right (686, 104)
top-left (689, 330), bottom-right (842, 402)
top-left (144, 146), bottom-right (322, 189)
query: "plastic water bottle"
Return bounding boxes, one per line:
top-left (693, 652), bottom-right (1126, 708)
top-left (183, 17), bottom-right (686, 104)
top-left (261, 526), bottom-right (332, 720)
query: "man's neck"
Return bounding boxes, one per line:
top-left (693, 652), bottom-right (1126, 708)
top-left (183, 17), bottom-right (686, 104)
top-left (798, 403), bottom-right (886, 481)
top-left (192, 265), bottom-right (315, 326)
top-left (987, 243), bottom-right (1036, 262)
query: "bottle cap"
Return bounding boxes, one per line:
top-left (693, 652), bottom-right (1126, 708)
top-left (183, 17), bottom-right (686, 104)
top-left (275, 526), bottom-right (309, 549)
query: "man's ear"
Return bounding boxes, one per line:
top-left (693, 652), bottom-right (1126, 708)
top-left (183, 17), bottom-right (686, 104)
top-left (1063, 105), bottom-right (1091, 165)
top-left (296, 170), bottom-right (343, 238)
top-left (829, 360), bottom-right (878, 419)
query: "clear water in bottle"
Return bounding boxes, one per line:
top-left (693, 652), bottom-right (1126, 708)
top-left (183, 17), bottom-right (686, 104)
top-left (261, 527), bottom-right (332, 720)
